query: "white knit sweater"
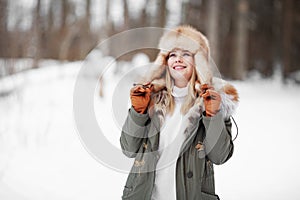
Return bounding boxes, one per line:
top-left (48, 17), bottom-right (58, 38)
top-left (151, 86), bottom-right (188, 200)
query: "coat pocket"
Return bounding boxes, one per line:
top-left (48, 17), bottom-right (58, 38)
top-left (122, 186), bottom-right (133, 199)
top-left (201, 191), bottom-right (220, 200)
top-left (122, 172), bottom-right (137, 199)
top-left (122, 172), bottom-right (148, 199)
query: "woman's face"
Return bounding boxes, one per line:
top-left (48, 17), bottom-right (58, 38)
top-left (167, 49), bottom-right (195, 88)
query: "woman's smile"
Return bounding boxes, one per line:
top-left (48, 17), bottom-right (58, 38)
top-left (172, 65), bottom-right (187, 70)
top-left (167, 49), bottom-right (195, 87)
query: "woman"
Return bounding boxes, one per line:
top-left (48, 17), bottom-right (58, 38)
top-left (120, 25), bottom-right (239, 200)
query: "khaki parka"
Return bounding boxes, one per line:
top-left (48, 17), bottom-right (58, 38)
top-left (120, 101), bottom-right (234, 200)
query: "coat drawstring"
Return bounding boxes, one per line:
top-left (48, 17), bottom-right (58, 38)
top-left (230, 115), bottom-right (239, 141)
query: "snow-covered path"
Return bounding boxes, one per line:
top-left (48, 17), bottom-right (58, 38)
top-left (0, 61), bottom-right (300, 199)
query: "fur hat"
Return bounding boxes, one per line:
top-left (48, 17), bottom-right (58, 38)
top-left (143, 25), bottom-right (213, 90)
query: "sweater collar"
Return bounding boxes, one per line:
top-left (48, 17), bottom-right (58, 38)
top-left (172, 86), bottom-right (188, 98)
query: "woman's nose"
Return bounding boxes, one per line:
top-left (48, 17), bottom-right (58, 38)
top-left (175, 55), bottom-right (183, 63)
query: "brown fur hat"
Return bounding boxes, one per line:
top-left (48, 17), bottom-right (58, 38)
top-left (143, 25), bottom-right (213, 91)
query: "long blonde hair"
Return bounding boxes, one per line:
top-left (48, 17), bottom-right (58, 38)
top-left (164, 65), bottom-right (199, 115)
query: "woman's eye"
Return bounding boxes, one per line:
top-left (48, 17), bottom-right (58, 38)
top-left (169, 53), bottom-right (176, 57)
top-left (183, 53), bottom-right (192, 57)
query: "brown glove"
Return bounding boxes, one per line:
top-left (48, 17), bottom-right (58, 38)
top-left (199, 84), bottom-right (221, 117)
top-left (130, 83), bottom-right (153, 114)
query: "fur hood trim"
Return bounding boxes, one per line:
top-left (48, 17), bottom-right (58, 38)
top-left (210, 77), bottom-right (239, 119)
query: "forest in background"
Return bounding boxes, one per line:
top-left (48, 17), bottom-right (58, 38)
top-left (0, 0), bottom-right (299, 81)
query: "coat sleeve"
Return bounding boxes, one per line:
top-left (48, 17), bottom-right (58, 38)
top-left (120, 107), bottom-right (151, 158)
top-left (202, 112), bottom-right (234, 165)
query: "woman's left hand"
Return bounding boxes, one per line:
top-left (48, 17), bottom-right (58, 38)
top-left (199, 84), bottom-right (221, 117)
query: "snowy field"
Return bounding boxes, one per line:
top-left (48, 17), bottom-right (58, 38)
top-left (0, 59), bottom-right (300, 200)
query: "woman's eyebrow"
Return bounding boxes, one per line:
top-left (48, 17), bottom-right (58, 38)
top-left (168, 50), bottom-right (192, 55)
top-left (170, 50), bottom-right (191, 53)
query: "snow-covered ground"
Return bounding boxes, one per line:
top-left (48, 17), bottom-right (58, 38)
top-left (0, 59), bottom-right (300, 200)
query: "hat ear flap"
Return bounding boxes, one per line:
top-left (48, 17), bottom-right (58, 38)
top-left (194, 52), bottom-right (212, 84)
top-left (142, 52), bottom-right (167, 83)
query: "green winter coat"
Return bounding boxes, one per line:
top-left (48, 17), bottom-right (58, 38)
top-left (120, 102), bottom-right (234, 200)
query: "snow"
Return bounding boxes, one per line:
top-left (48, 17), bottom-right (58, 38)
top-left (215, 75), bottom-right (300, 199)
top-left (1, 58), bottom-right (300, 200)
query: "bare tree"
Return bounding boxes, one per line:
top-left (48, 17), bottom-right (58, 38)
top-left (105, 0), bottom-right (113, 36)
top-left (139, 0), bottom-right (149, 28)
top-left (231, 0), bottom-right (249, 80)
top-left (272, 0), bottom-right (282, 76)
top-left (207, 0), bottom-right (220, 66)
top-left (79, 0), bottom-right (93, 59)
top-left (0, 0), bottom-right (8, 57)
top-left (156, 0), bottom-right (166, 27)
top-left (183, 0), bottom-right (206, 32)
top-left (123, 0), bottom-right (130, 29)
top-left (282, 0), bottom-right (293, 80)
top-left (58, 0), bottom-right (76, 60)
top-left (32, 0), bottom-right (42, 68)
top-left (86, 0), bottom-right (91, 29)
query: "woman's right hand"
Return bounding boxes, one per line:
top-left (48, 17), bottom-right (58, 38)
top-left (130, 83), bottom-right (153, 114)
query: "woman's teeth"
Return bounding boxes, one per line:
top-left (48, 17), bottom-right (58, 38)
top-left (173, 66), bottom-right (186, 70)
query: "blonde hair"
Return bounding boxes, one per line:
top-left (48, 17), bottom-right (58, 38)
top-left (164, 64), bottom-right (199, 115)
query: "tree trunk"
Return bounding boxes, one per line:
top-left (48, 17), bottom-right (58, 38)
top-left (61, 0), bottom-right (70, 32)
top-left (0, 0), bottom-right (8, 57)
top-left (181, 0), bottom-right (189, 24)
top-left (32, 0), bottom-right (42, 68)
top-left (272, 0), bottom-right (283, 76)
top-left (207, 0), bottom-right (219, 67)
top-left (105, 0), bottom-right (113, 36)
top-left (282, 0), bottom-right (293, 81)
top-left (139, 1), bottom-right (149, 27)
top-left (86, 0), bottom-right (91, 29)
top-left (123, 0), bottom-right (130, 29)
top-left (79, 0), bottom-right (92, 59)
top-left (156, 0), bottom-right (166, 27)
top-left (58, 0), bottom-right (73, 60)
top-left (231, 0), bottom-right (249, 80)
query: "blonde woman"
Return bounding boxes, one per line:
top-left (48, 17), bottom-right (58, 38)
top-left (120, 25), bottom-right (239, 200)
